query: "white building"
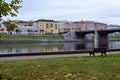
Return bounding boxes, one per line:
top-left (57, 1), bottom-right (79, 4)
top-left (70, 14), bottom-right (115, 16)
top-left (13, 26), bottom-right (39, 35)
top-left (107, 25), bottom-right (120, 36)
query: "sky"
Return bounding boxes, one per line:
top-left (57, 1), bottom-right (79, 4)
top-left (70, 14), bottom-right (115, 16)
top-left (3, 0), bottom-right (120, 25)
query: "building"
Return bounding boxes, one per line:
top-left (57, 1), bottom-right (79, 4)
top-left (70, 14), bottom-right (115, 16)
top-left (106, 24), bottom-right (120, 36)
top-left (33, 19), bottom-right (59, 34)
top-left (58, 20), bottom-right (69, 33)
top-left (13, 26), bottom-right (39, 35)
top-left (95, 22), bottom-right (107, 30)
top-left (106, 24), bottom-right (120, 29)
top-left (61, 20), bottom-right (107, 32)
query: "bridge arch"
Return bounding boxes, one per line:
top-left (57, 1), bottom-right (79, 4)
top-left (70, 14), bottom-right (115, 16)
top-left (62, 29), bottom-right (120, 48)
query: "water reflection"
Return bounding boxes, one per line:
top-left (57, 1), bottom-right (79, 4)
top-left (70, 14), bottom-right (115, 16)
top-left (0, 41), bottom-right (120, 54)
top-left (0, 43), bottom-right (63, 54)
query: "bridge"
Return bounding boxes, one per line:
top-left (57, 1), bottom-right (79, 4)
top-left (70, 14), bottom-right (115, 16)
top-left (62, 29), bottom-right (120, 48)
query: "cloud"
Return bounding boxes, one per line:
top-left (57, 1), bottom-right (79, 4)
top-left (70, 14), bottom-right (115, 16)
top-left (2, 0), bottom-right (120, 25)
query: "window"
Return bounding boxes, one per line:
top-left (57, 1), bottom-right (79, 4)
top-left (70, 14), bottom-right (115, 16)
top-left (46, 24), bottom-right (49, 28)
top-left (55, 24), bottom-right (58, 30)
top-left (50, 24), bottom-right (53, 28)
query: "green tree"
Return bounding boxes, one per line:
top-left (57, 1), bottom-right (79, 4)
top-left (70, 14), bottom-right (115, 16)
top-left (28, 20), bottom-right (33, 26)
top-left (0, 0), bottom-right (23, 17)
top-left (0, 0), bottom-right (22, 36)
top-left (15, 28), bottom-right (20, 34)
top-left (3, 21), bottom-right (18, 35)
top-left (1, 28), bottom-right (4, 34)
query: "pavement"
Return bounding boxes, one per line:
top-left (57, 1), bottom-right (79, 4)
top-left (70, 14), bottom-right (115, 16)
top-left (0, 51), bottom-right (120, 61)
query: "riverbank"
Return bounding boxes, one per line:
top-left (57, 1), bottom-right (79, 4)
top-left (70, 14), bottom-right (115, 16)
top-left (0, 35), bottom-right (64, 40)
top-left (0, 35), bottom-right (120, 44)
top-left (0, 40), bottom-right (83, 44)
top-left (1, 35), bottom-right (120, 40)
top-left (0, 49), bottom-right (120, 59)
top-left (0, 53), bottom-right (120, 80)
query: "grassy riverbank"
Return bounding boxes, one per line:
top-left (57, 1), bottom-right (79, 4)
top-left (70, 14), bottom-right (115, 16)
top-left (0, 35), bottom-right (120, 40)
top-left (0, 54), bottom-right (120, 80)
top-left (0, 35), bottom-right (64, 40)
top-left (109, 36), bottom-right (120, 40)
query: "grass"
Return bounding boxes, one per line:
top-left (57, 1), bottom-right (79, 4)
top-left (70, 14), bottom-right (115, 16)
top-left (0, 35), bottom-right (64, 40)
top-left (109, 36), bottom-right (120, 40)
top-left (0, 35), bottom-right (120, 40)
top-left (0, 54), bottom-right (120, 80)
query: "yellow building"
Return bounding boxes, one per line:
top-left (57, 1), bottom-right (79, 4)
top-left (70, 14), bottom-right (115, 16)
top-left (34, 19), bottom-right (59, 34)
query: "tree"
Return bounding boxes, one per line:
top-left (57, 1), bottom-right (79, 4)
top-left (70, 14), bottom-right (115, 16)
top-left (0, 0), bottom-right (22, 36)
top-left (1, 28), bottom-right (4, 34)
top-left (15, 28), bottom-right (20, 34)
top-left (0, 0), bottom-right (23, 17)
top-left (28, 20), bottom-right (33, 26)
top-left (3, 21), bottom-right (18, 34)
top-left (27, 29), bottom-right (32, 35)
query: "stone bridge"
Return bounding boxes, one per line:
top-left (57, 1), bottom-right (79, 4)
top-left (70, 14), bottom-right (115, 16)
top-left (62, 29), bottom-right (120, 47)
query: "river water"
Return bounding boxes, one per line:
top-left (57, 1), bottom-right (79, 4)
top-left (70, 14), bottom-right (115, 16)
top-left (0, 41), bottom-right (120, 54)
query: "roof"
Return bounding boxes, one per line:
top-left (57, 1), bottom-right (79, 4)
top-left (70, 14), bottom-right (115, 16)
top-left (35, 19), bottom-right (58, 22)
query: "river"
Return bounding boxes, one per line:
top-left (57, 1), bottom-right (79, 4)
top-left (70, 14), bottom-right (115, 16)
top-left (0, 40), bottom-right (120, 54)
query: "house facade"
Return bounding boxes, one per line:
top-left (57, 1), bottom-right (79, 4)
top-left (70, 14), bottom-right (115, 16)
top-left (106, 25), bottom-right (120, 36)
top-left (13, 26), bottom-right (39, 35)
top-left (61, 20), bottom-right (107, 32)
top-left (33, 19), bottom-right (59, 34)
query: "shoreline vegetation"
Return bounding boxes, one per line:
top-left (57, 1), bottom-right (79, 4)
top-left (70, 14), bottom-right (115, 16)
top-left (0, 35), bottom-right (64, 40)
top-left (0, 35), bottom-right (120, 40)
top-left (0, 54), bottom-right (120, 79)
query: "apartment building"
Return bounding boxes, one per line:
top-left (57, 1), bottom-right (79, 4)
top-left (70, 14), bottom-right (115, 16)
top-left (106, 24), bottom-right (120, 36)
top-left (33, 19), bottom-right (59, 34)
top-left (62, 20), bottom-right (107, 32)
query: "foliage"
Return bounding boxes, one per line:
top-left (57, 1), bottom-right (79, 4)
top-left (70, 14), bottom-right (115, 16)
top-left (109, 35), bottom-right (120, 40)
top-left (28, 20), bottom-right (33, 26)
top-left (0, 0), bottom-right (22, 17)
top-left (0, 54), bottom-right (120, 79)
top-left (3, 21), bottom-right (18, 34)
top-left (15, 28), bottom-right (20, 34)
top-left (27, 29), bottom-right (32, 35)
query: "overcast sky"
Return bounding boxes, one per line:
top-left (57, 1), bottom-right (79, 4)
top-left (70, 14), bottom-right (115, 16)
top-left (3, 0), bottom-right (120, 25)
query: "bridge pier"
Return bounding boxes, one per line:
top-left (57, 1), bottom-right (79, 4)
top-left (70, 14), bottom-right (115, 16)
top-left (94, 31), bottom-right (108, 48)
top-left (62, 31), bottom-right (77, 40)
top-left (62, 29), bottom-right (120, 48)
top-left (94, 30), bottom-right (98, 48)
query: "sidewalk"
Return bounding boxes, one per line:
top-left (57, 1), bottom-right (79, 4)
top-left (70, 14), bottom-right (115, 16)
top-left (0, 51), bottom-right (120, 61)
